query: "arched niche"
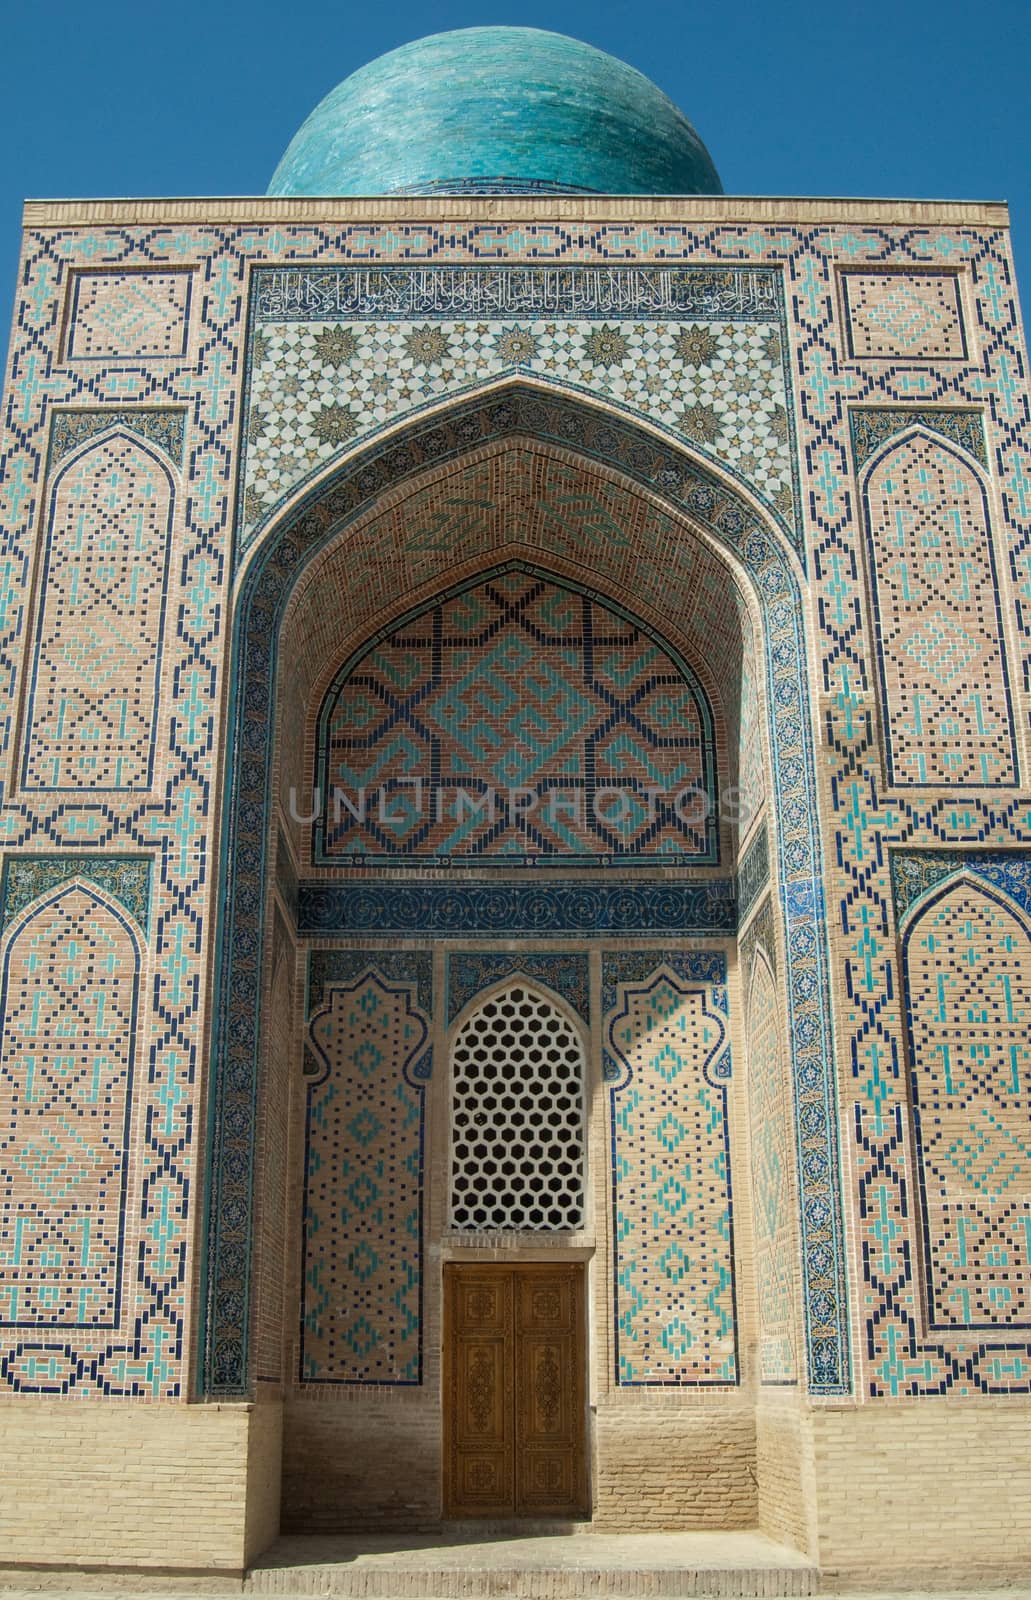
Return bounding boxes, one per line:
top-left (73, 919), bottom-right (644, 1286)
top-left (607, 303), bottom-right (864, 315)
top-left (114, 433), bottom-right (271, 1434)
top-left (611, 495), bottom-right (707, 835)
top-left (22, 429), bottom-right (176, 793)
top-left (901, 872), bottom-right (1031, 1330)
top-left (0, 880), bottom-right (142, 1331)
top-left (860, 427), bottom-right (1017, 789)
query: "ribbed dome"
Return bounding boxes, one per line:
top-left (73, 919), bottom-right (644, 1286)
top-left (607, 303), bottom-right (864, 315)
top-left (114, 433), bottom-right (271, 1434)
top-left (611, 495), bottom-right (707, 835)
top-left (268, 27), bottom-right (722, 198)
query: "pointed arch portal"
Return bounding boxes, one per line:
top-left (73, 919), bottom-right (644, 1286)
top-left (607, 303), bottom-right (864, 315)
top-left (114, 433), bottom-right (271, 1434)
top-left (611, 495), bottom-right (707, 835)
top-left (200, 384), bottom-right (848, 1398)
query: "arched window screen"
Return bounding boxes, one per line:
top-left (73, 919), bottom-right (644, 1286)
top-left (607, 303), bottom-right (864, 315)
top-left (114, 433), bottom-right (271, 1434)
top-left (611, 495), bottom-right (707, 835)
top-left (449, 984), bottom-right (585, 1231)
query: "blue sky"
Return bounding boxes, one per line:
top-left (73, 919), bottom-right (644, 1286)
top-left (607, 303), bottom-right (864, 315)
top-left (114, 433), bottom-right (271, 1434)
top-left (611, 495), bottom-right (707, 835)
top-left (1, 0), bottom-right (1028, 328)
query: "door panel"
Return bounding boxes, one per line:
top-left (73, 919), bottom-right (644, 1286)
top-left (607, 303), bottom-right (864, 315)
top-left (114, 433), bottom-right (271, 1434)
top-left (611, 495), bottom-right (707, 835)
top-left (444, 1263), bottom-right (587, 1519)
top-left (448, 1269), bottom-right (514, 1517)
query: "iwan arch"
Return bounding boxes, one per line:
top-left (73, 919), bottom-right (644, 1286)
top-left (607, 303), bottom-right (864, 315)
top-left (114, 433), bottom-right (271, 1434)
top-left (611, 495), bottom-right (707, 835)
top-left (207, 379), bottom-right (826, 1530)
top-left (1, 23), bottom-right (1031, 1588)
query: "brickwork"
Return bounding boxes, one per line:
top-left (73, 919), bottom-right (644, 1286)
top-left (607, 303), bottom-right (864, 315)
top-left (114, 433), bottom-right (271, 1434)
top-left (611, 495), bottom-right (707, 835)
top-left (23, 432), bottom-right (175, 791)
top-left (604, 955), bottom-right (736, 1385)
top-left (755, 1398), bottom-right (813, 1554)
top-left (860, 431), bottom-right (1016, 787)
top-left (812, 1405), bottom-right (1031, 1580)
top-left (316, 569), bottom-right (718, 866)
top-left (0, 1401), bottom-right (269, 1570)
top-left (593, 1405), bottom-right (757, 1528)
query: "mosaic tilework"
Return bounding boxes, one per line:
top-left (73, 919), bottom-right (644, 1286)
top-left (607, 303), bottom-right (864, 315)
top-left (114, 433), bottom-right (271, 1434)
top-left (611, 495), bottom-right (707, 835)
top-left (0, 883), bottom-right (140, 1327)
top-left (891, 849), bottom-right (1031, 927)
top-left (302, 967), bottom-right (430, 1384)
top-left (851, 408), bottom-right (986, 471)
top-left (298, 879), bottom-right (736, 936)
top-left (214, 383), bottom-right (840, 1394)
top-left (902, 878), bottom-right (1031, 1330)
top-left (48, 409), bottom-right (186, 471)
top-left (747, 949), bottom-right (798, 1383)
top-left (736, 826), bottom-right (769, 921)
top-left (7, 216), bottom-right (1026, 1405)
top-left (316, 568), bottom-right (718, 865)
top-left (861, 432), bottom-right (1017, 787)
top-left (0, 855), bottom-right (151, 933)
top-left (64, 270), bottom-right (192, 360)
top-left (243, 305), bottom-right (795, 545)
top-left (22, 433), bottom-right (175, 791)
top-left (604, 952), bottom-right (736, 1385)
top-left (447, 952), bottom-right (589, 1024)
top-left (284, 445), bottom-right (760, 835)
top-left (840, 271), bottom-right (967, 360)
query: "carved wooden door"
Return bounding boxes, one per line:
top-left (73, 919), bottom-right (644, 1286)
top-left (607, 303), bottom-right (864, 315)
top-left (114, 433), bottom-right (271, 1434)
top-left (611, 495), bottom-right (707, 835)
top-left (443, 1263), bottom-right (587, 1518)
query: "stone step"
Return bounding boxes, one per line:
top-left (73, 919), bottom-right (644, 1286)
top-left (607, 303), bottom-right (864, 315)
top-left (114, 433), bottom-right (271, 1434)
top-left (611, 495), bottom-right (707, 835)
top-left (245, 1532), bottom-right (818, 1599)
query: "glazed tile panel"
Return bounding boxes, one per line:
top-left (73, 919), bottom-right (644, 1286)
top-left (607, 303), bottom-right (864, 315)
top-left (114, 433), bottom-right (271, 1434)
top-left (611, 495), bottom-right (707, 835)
top-left (316, 569), bottom-right (718, 865)
top-left (903, 878), bottom-right (1031, 1330)
top-left (22, 433), bottom-right (175, 791)
top-left (0, 217), bottom-right (1028, 1404)
top-left (302, 964), bottom-right (431, 1384)
top-left (244, 311), bottom-right (794, 540)
top-left (604, 952), bottom-right (737, 1386)
top-left (861, 432), bottom-right (1016, 787)
top-left (0, 884), bottom-right (140, 1329)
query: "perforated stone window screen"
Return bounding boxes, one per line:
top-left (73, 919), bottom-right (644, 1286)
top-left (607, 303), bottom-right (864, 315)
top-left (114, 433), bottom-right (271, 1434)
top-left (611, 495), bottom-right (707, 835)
top-left (449, 984), bottom-right (586, 1231)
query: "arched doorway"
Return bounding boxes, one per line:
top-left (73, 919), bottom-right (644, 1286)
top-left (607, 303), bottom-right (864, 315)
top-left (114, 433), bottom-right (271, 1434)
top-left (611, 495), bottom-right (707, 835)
top-left (201, 387), bottom-right (845, 1533)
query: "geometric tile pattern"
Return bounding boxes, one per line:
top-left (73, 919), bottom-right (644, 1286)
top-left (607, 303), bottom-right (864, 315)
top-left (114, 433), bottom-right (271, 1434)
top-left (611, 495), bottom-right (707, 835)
top-left (0, 883), bottom-right (140, 1327)
top-left (604, 953), bottom-right (736, 1385)
top-left (5, 216), bottom-right (1029, 1407)
top-left (902, 878), bottom-right (1031, 1329)
top-left (746, 949), bottom-right (798, 1383)
top-left (22, 434), bottom-right (175, 791)
top-left (243, 308), bottom-right (795, 544)
top-left (64, 270), bottom-right (192, 360)
top-left (316, 568), bottom-right (718, 865)
top-left (841, 272), bottom-right (967, 360)
top-left (862, 432), bottom-right (1017, 786)
top-left (301, 969), bottom-right (430, 1384)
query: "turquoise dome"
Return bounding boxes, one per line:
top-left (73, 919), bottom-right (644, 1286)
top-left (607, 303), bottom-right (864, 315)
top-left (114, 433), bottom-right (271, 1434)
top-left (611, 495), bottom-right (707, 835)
top-left (268, 28), bottom-right (722, 198)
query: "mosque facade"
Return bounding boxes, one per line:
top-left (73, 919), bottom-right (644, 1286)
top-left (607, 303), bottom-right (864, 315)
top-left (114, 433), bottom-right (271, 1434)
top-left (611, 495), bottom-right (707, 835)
top-left (0, 26), bottom-right (1030, 1583)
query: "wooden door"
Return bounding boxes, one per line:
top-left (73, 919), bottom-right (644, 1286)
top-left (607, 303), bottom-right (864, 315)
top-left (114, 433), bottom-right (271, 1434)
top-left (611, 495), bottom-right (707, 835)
top-left (443, 1262), bottom-right (588, 1519)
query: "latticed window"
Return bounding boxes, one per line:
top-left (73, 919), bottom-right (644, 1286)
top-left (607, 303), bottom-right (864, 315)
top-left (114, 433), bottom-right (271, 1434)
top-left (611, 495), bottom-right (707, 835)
top-left (449, 984), bottom-right (586, 1230)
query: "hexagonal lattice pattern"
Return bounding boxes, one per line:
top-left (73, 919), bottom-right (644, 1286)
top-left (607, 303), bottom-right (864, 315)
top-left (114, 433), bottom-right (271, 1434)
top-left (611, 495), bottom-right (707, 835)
top-left (450, 985), bottom-right (585, 1231)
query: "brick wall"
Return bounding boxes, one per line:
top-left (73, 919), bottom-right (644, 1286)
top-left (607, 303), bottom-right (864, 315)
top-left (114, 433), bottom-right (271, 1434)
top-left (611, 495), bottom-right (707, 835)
top-left (813, 1404), bottom-right (1031, 1581)
top-left (593, 1403), bottom-right (757, 1529)
top-left (755, 1396), bottom-right (813, 1554)
top-left (0, 1402), bottom-right (270, 1572)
